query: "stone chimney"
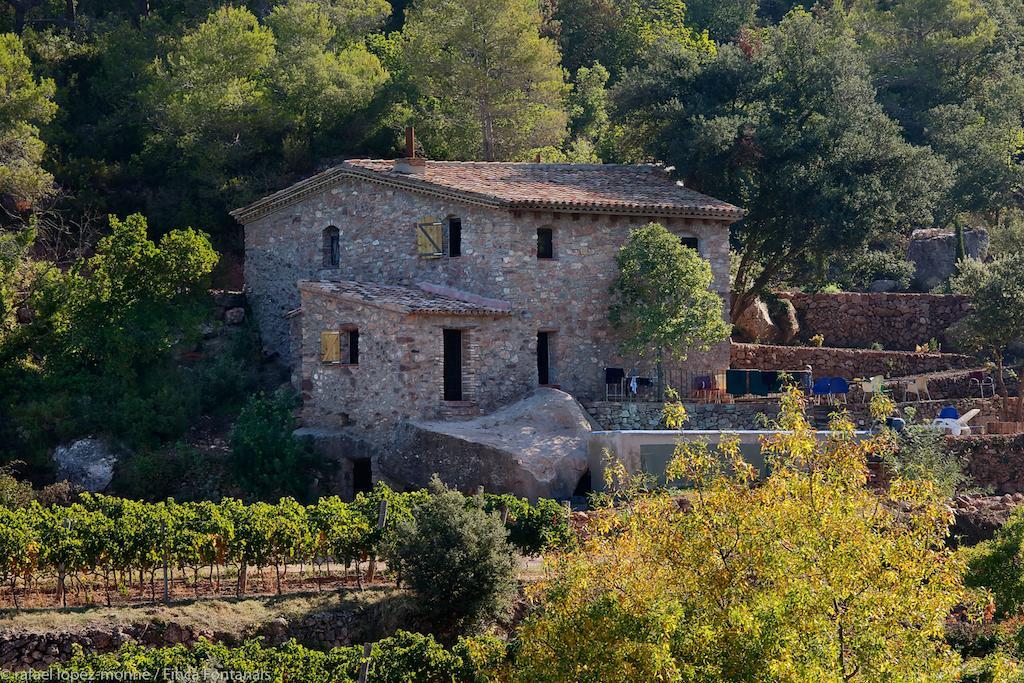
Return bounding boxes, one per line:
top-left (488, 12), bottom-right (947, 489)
top-left (394, 127), bottom-right (427, 175)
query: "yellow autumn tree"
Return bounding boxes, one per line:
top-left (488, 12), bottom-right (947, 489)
top-left (506, 387), bottom-right (965, 682)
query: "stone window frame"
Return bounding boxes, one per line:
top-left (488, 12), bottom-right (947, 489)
top-left (322, 226), bottom-right (341, 268)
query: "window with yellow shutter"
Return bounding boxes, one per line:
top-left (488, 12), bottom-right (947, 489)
top-left (416, 220), bottom-right (443, 257)
top-left (320, 330), bottom-right (341, 363)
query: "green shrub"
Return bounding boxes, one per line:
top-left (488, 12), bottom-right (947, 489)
top-left (883, 423), bottom-right (967, 498)
top-left (966, 507), bottom-right (1024, 618)
top-left (479, 494), bottom-right (573, 556)
top-left (387, 479), bottom-right (517, 634)
top-left (833, 249), bottom-right (916, 291)
top-left (228, 389), bottom-right (318, 502)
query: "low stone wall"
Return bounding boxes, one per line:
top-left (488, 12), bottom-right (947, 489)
top-left (582, 400), bottom-right (779, 431)
top-left (731, 342), bottom-right (974, 379)
top-left (777, 292), bottom-right (971, 351)
top-left (951, 435), bottom-right (1024, 495)
top-left (0, 608), bottom-right (363, 671)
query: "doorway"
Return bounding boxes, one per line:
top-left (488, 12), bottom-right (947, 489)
top-left (443, 329), bottom-right (463, 401)
top-left (537, 331), bottom-right (552, 385)
top-left (352, 458), bottom-right (372, 495)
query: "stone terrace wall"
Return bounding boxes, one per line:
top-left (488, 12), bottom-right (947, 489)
top-left (582, 400), bottom-right (779, 431)
top-left (950, 435), bottom-right (1024, 494)
top-left (731, 342), bottom-right (974, 378)
top-left (777, 292), bottom-right (971, 351)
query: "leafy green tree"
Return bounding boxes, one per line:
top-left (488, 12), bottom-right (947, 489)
top-left (141, 3), bottom-right (388, 228)
top-left (609, 222), bottom-right (730, 362)
top-left (265, 0), bottom-right (387, 166)
top-left (0, 32), bottom-right (56, 205)
top-left (29, 213), bottom-right (217, 374)
top-left (685, 0), bottom-right (758, 41)
top-left (616, 9), bottom-right (949, 318)
top-left (851, 0), bottom-right (999, 144)
top-left (563, 62), bottom-right (617, 162)
top-left (509, 388), bottom-right (965, 681)
top-left (401, 0), bottom-right (567, 160)
top-left (966, 506), bottom-right (1024, 618)
top-left (949, 256), bottom-right (1024, 418)
top-left (385, 479), bottom-right (517, 635)
top-left (228, 390), bottom-right (316, 502)
top-left (552, 0), bottom-right (714, 78)
top-left (142, 6), bottom-right (277, 225)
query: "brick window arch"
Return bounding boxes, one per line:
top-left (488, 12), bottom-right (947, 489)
top-left (323, 226), bottom-right (340, 268)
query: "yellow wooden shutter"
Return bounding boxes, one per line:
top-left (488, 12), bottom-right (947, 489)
top-left (320, 331), bottom-right (341, 362)
top-left (417, 220), bottom-right (443, 257)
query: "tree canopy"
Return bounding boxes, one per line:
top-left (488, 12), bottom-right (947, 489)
top-left (508, 388), bottom-right (965, 681)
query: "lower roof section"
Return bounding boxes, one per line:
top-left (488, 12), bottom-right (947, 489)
top-left (298, 280), bottom-right (514, 317)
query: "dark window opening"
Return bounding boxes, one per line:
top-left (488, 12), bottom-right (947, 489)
top-left (537, 227), bottom-right (554, 259)
top-left (680, 236), bottom-right (699, 252)
top-left (448, 217), bottom-right (462, 257)
top-left (537, 331), bottom-right (551, 385)
top-left (347, 330), bottom-right (359, 365)
top-left (443, 329), bottom-right (463, 401)
top-left (323, 226), bottom-right (341, 267)
top-left (353, 458), bottom-right (372, 495)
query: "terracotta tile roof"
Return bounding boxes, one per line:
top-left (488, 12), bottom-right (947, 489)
top-left (231, 160), bottom-right (744, 223)
top-left (298, 280), bottom-right (513, 317)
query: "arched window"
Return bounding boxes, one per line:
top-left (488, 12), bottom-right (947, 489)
top-left (322, 226), bottom-right (340, 268)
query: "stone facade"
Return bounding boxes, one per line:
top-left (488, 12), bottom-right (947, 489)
top-left (246, 173), bottom-right (733, 406)
top-left (298, 285), bottom-right (529, 433)
top-left (776, 292), bottom-right (971, 351)
top-left (731, 342), bottom-right (974, 378)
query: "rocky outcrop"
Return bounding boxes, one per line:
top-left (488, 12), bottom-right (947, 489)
top-left (907, 227), bottom-right (989, 291)
top-left (733, 297), bottom-right (780, 344)
top-left (52, 439), bottom-right (118, 492)
top-left (950, 493), bottom-right (1024, 546)
top-left (384, 388), bottom-right (594, 499)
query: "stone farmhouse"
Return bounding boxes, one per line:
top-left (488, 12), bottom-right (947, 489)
top-left (232, 141), bottom-right (743, 496)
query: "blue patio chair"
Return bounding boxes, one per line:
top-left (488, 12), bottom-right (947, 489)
top-left (830, 377), bottom-right (850, 404)
top-left (938, 406), bottom-right (960, 420)
top-left (811, 377), bottom-right (832, 405)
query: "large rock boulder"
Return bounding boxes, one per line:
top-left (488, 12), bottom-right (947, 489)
top-left (733, 297), bottom-right (780, 344)
top-left (907, 227), bottom-right (989, 291)
top-left (52, 439), bottom-right (118, 492)
top-left (382, 388), bottom-right (595, 499)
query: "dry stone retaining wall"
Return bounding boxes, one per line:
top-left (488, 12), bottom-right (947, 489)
top-left (582, 401), bottom-right (779, 431)
top-left (951, 435), bottom-right (1024, 495)
top-left (0, 610), bottom-right (363, 671)
top-left (731, 342), bottom-right (974, 379)
top-left (776, 292), bottom-right (971, 351)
